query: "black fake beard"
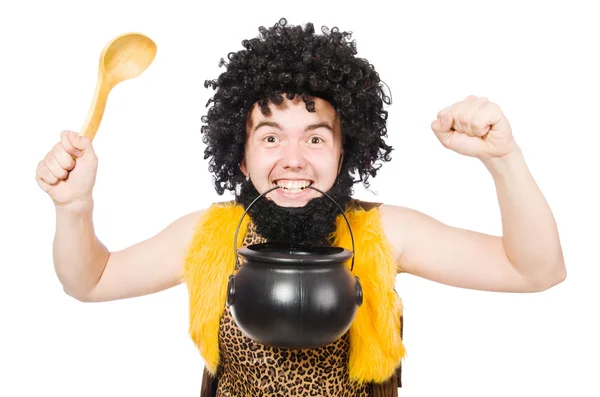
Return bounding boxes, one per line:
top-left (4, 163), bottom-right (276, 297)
top-left (235, 172), bottom-right (354, 248)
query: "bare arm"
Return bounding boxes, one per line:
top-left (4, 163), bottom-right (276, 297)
top-left (38, 131), bottom-right (203, 302)
top-left (381, 149), bottom-right (566, 293)
top-left (53, 199), bottom-right (110, 299)
top-left (483, 146), bottom-right (566, 288)
top-left (55, 199), bottom-right (203, 302)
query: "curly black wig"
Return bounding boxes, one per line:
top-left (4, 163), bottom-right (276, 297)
top-left (201, 18), bottom-right (393, 196)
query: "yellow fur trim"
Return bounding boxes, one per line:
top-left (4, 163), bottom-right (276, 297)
top-left (183, 202), bottom-right (248, 375)
top-left (332, 207), bottom-right (406, 383)
top-left (183, 201), bottom-right (405, 382)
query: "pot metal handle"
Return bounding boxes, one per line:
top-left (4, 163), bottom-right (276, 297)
top-left (233, 185), bottom-right (356, 271)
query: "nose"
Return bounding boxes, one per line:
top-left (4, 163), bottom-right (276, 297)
top-left (280, 141), bottom-right (307, 170)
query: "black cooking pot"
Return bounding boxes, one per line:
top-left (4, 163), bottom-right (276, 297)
top-left (227, 185), bottom-right (363, 349)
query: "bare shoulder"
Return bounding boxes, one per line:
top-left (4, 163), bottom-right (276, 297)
top-left (346, 200), bottom-right (413, 262)
top-left (377, 203), bottom-right (415, 261)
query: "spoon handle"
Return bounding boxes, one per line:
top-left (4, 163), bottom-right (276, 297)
top-left (80, 74), bottom-right (112, 141)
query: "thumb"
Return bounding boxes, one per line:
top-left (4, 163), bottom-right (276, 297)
top-left (68, 131), bottom-right (93, 152)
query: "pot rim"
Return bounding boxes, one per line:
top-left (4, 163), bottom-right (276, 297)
top-left (237, 242), bottom-right (353, 265)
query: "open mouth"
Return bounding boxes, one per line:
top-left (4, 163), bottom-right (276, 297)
top-left (273, 179), bottom-right (313, 193)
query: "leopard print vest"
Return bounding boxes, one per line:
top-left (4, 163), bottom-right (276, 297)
top-left (214, 222), bottom-right (372, 397)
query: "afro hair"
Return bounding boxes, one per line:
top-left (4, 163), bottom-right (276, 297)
top-left (201, 18), bottom-right (393, 195)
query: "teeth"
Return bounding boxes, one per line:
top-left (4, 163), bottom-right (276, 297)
top-left (275, 180), bottom-right (312, 192)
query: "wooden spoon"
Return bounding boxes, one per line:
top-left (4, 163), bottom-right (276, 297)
top-left (79, 32), bottom-right (157, 140)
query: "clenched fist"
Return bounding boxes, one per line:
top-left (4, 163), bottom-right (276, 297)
top-left (431, 95), bottom-right (516, 160)
top-left (35, 130), bottom-right (98, 210)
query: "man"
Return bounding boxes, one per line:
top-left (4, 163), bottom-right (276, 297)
top-left (35, 18), bottom-right (565, 397)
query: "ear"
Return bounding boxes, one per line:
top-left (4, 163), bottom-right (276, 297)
top-left (337, 150), bottom-right (344, 175)
top-left (240, 157), bottom-right (248, 177)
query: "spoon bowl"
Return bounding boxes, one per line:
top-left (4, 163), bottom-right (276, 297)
top-left (80, 32), bottom-right (157, 140)
top-left (102, 33), bottom-right (157, 83)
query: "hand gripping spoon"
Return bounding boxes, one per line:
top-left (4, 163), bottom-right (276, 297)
top-left (79, 32), bottom-right (157, 140)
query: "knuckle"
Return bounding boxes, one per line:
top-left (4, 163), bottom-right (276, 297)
top-left (44, 151), bottom-right (54, 163)
top-left (57, 166), bottom-right (69, 179)
top-left (53, 141), bottom-right (66, 153)
top-left (473, 124), bottom-right (485, 135)
top-left (43, 153), bottom-right (69, 179)
top-left (52, 165), bottom-right (67, 179)
top-left (473, 122), bottom-right (485, 131)
top-left (52, 143), bottom-right (65, 156)
top-left (59, 133), bottom-right (69, 148)
top-left (43, 169), bottom-right (57, 184)
top-left (53, 144), bottom-right (76, 168)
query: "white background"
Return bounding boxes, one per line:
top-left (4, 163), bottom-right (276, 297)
top-left (1, 0), bottom-right (599, 396)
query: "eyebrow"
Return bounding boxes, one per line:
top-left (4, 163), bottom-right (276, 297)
top-left (253, 121), bottom-right (333, 133)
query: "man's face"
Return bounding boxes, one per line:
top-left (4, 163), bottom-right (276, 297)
top-left (240, 95), bottom-right (343, 208)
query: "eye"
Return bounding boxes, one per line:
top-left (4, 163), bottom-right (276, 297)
top-left (263, 135), bottom-right (279, 144)
top-left (309, 136), bottom-right (324, 144)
